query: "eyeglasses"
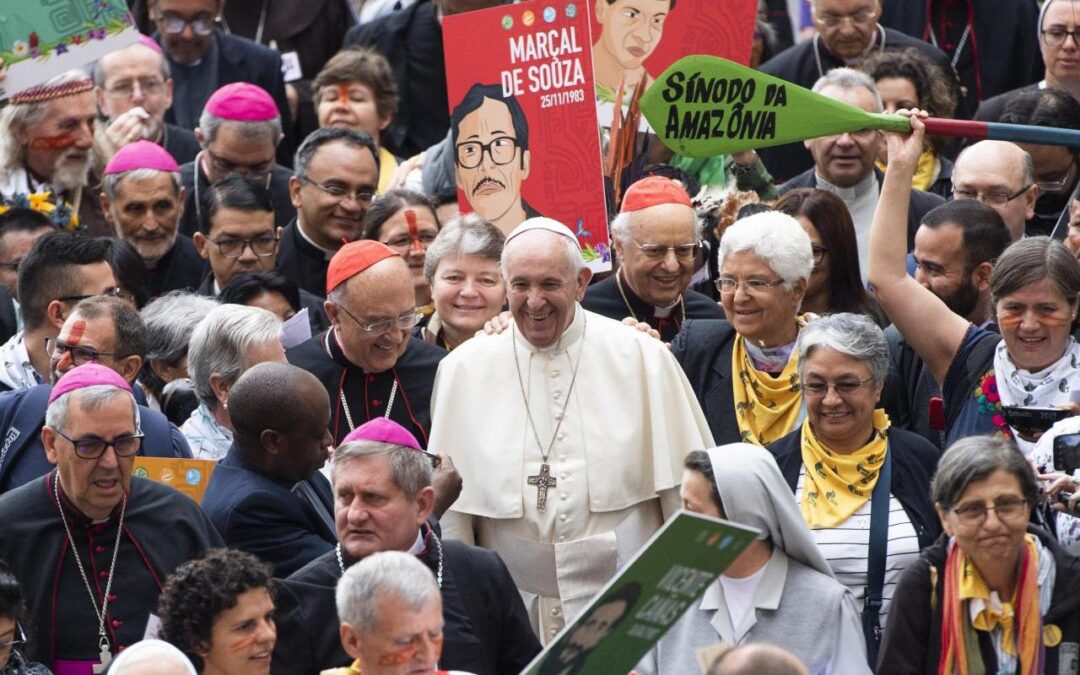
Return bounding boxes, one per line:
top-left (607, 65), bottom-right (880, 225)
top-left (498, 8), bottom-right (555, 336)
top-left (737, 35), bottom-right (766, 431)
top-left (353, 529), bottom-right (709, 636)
top-left (209, 234), bottom-right (279, 259)
top-left (951, 496), bottom-right (1029, 525)
top-left (105, 79), bottom-right (166, 99)
top-left (811, 245), bottom-right (829, 267)
top-left (1036, 159), bottom-right (1078, 195)
top-left (1042, 28), bottom-right (1080, 47)
top-left (204, 149), bottom-right (275, 181)
top-left (715, 276), bottom-right (786, 294)
top-left (335, 304), bottom-right (423, 334)
top-left (382, 232), bottom-right (438, 253)
top-left (298, 175), bottom-right (375, 205)
top-left (455, 136), bottom-right (521, 169)
top-left (53, 428), bottom-right (144, 460)
top-left (0, 623), bottom-right (25, 655)
top-left (801, 377), bottom-right (875, 397)
top-left (951, 184), bottom-right (1034, 207)
top-left (57, 288), bottom-right (129, 305)
top-left (0, 258), bottom-right (21, 273)
top-left (154, 12), bottom-right (216, 36)
top-left (631, 239), bottom-right (701, 261)
top-left (46, 337), bottom-right (115, 366)
top-left (813, 7), bottom-right (878, 27)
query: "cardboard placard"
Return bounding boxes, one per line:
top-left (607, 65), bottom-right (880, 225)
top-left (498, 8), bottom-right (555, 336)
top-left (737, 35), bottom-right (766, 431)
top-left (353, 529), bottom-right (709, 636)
top-left (133, 456), bottom-right (217, 504)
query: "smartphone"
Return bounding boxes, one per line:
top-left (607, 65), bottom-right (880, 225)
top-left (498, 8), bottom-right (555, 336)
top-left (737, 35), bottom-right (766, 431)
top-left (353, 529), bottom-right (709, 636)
top-left (1054, 432), bottom-right (1080, 474)
top-left (1002, 405), bottom-right (1071, 432)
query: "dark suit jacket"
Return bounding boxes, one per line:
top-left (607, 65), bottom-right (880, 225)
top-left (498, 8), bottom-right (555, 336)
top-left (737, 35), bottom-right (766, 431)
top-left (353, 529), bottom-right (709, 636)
top-left (163, 31), bottom-right (295, 167)
top-left (779, 168), bottom-right (945, 251)
top-left (0, 287), bottom-right (16, 347)
top-left (146, 235), bottom-right (206, 298)
top-left (757, 27), bottom-right (954, 181)
top-left (974, 82), bottom-right (1040, 123)
top-left (275, 220), bottom-right (331, 298)
top-left (200, 445), bottom-right (336, 576)
top-left (178, 160), bottom-right (295, 238)
top-left (669, 319), bottom-right (742, 445)
top-left (344, 1), bottom-right (447, 158)
top-left (163, 123), bottom-right (200, 165)
top-left (196, 273), bottom-right (330, 334)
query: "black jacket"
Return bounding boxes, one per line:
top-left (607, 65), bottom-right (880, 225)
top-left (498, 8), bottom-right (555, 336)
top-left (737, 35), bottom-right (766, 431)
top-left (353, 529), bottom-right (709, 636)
top-left (669, 319), bottom-right (742, 445)
top-left (271, 527), bottom-right (541, 675)
top-left (758, 27), bottom-right (955, 182)
top-left (974, 82), bottom-right (1040, 123)
top-left (145, 235), bottom-right (206, 298)
top-left (195, 273), bottom-right (330, 334)
top-left (779, 168), bottom-right (945, 252)
top-left (344, 1), bottom-right (448, 158)
top-left (178, 160), bottom-right (295, 238)
top-left (767, 426), bottom-right (943, 551)
top-left (162, 123), bottom-right (200, 165)
top-left (582, 272), bottom-right (724, 342)
top-left (878, 526), bottom-right (1080, 675)
top-left (881, 324), bottom-right (945, 450)
top-left (275, 220), bottom-right (332, 299)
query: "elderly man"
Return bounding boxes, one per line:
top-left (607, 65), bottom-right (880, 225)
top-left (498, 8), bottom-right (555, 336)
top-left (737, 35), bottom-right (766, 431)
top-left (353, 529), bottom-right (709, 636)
top-left (278, 127), bottom-right (380, 298)
top-left (882, 200), bottom-right (1012, 449)
top-left (758, 0), bottom-right (952, 181)
top-left (950, 140), bottom-right (1038, 242)
top-left (429, 218), bottom-right (713, 642)
top-left (780, 68), bottom-right (943, 280)
top-left (92, 37), bottom-right (200, 168)
top-left (137, 291), bottom-right (217, 424)
top-left (201, 362), bottom-right (335, 576)
top-left (177, 83), bottom-right (294, 237)
top-left (146, 0), bottom-right (293, 163)
top-left (0, 232), bottom-right (116, 391)
top-left (0, 295), bottom-right (191, 494)
top-left (181, 304), bottom-right (285, 460)
top-left (101, 141), bottom-right (203, 298)
top-left (193, 174), bottom-right (329, 330)
top-left (286, 239), bottom-right (445, 448)
top-left (0, 71), bottom-right (108, 236)
top-left (582, 176), bottom-right (721, 341)
top-left (272, 418), bottom-right (539, 675)
top-left (0, 363), bottom-right (220, 671)
top-left (976, 0), bottom-right (1080, 121)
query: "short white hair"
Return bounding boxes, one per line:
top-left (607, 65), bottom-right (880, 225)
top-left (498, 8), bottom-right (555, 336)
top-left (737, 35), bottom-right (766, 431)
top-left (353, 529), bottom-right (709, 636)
top-left (336, 551), bottom-right (439, 633)
top-left (187, 305), bottom-right (282, 409)
top-left (718, 211), bottom-right (814, 285)
top-left (609, 207), bottom-right (704, 245)
top-left (45, 385), bottom-right (140, 433)
top-left (811, 67), bottom-right (883, 113)
top-left (0, 70), bottom-right (91, 177)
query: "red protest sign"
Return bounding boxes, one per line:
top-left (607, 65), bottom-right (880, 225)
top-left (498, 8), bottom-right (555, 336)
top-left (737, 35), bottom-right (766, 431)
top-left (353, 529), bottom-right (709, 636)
top-left (443, 1), bottom-right (612, 271)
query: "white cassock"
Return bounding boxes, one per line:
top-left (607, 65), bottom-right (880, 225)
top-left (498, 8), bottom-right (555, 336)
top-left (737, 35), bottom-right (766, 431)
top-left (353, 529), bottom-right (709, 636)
top-left (430, 306), bottom-right (714, 643)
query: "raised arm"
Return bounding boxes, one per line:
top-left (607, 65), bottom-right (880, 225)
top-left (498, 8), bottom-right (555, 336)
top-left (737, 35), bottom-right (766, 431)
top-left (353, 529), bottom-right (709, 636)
top-left (867, 113), bottom-right (970, 387)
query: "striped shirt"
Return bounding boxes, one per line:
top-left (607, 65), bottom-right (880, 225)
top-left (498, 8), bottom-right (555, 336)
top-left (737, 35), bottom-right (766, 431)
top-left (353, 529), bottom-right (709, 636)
top-left (795, 467), bottom-right (920, 625)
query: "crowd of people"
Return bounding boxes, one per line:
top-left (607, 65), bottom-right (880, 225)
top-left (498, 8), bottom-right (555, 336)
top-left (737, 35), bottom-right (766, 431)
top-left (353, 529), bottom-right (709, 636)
top-left (1, 0), bottom-right (1080, 674)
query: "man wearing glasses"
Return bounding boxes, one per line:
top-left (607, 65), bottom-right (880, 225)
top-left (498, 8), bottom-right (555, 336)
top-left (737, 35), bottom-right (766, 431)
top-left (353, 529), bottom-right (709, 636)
top-left (450, 84), bottom-right (541, 236)
top-left (757, 0), bottom-right (952, 182)
top-left (177, 83), bottom-right (295, 238)
top-left (91, 38), bottom-right (200, 170)
top-left (951, 140), bottom-right (1038, 241)
top-left (0, 363), bottom-right (219, 672)
top-left (287, 240), bottom-right (445, 445)
top-left (278, 127), bottom-right (380, 298)
top-left (147, 0), bottom-right (292, 164)
top-left (582, 176), bottom-right (722, 342)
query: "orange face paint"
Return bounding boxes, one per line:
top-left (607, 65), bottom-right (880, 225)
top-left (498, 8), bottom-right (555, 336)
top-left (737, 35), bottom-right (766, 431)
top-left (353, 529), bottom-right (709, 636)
top-left (29, 132), bottom-right (78, 151)
top-left (997, 310), bottom-right (1072, 328)
top-left (337, 84), bottom-right (351, 106)
top-left (377, 645), bottom-right (416, 666)
top-left (228, 635), bottom-right (257, 653)
top-left (404, 209), bottom-right (425, 254)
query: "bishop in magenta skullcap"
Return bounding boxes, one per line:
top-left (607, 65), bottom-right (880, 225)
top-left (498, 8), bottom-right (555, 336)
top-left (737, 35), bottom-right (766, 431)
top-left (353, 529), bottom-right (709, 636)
top-left (104, 140), bottom-right (180, 175)
top-left (205, 82), bottom-right (280, 122)
top-left (341, 417), bottom-right (422, 450)
top-left (620, 175), bottom-right (692, 212)
top-left (48, 363), bottom-right (133, 406)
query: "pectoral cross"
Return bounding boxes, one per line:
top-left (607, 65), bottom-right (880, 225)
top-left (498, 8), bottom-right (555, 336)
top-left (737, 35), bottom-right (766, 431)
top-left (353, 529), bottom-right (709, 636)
top-left (527, 463), bottom-right (557, 511)
top-left (92, 646), bottom-right (112, 674)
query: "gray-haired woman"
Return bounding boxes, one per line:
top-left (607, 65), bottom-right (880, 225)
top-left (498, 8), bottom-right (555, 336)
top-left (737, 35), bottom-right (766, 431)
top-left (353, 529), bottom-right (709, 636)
top-left (415, 214), bottom-right (506, 351)
top-left (879, 436), bottom-right (1080, 675)
top-left (766, 313), bottom-right (940, 662)
top-left (672, 211), bottom-right (814, 446)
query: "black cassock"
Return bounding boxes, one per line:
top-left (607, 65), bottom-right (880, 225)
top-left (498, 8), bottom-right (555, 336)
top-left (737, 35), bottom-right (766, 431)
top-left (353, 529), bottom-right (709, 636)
top-left (0, 473), bottom-right (222, 669)
top-left (582, 270), bottom-right (724, 342)
top-left (276, 220), bottom-right (333, 299)
top-left (287, 329), bottom-right (445, 446)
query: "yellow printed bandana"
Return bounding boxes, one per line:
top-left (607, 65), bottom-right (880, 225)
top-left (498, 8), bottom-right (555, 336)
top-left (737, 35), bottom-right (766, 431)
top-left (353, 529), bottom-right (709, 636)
top-left (876, 147), bottom-right (939, 192)
top-left (799, 409), bottom-right (890, 528)
top-left (730, 334), bottom-right (802, 446)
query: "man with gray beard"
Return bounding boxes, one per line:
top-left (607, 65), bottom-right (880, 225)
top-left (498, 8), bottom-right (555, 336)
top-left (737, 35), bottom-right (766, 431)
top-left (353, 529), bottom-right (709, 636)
top-left (0, 71), bottom-right (109, 236)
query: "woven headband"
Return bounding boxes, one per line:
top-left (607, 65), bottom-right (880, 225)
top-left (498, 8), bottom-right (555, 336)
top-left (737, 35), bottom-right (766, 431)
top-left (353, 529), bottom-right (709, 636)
top-left (10, 79), bottom-right (94, 105)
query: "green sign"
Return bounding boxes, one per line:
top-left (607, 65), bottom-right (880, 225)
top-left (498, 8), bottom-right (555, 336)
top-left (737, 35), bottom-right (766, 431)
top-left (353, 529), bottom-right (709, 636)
top-left (639, 55), bottom-right (910, 158)
top-left (520, 511), bottom-right (759, 675)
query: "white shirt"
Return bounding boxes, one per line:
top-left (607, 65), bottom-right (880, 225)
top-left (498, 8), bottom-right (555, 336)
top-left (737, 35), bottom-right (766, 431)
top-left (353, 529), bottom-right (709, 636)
top-left (719, 563), bottom-right (769, 632)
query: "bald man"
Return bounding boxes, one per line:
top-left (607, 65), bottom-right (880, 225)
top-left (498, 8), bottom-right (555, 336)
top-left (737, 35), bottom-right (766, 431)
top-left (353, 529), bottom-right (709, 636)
top-left (708, 645), bottom-right (810, 675)
top-left (950, 140), bottom-right (1038, 241)
top-left (200, 361), bottom-right (337, 576)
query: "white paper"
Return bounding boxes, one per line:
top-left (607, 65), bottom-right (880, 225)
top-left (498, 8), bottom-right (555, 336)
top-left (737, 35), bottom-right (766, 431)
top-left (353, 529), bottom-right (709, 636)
top-left (280, 308), bottom-right (312, 349)
top-left (280, 51), bottom-right (303, 83)
top-left (143, 613), bottom-right (162, 640)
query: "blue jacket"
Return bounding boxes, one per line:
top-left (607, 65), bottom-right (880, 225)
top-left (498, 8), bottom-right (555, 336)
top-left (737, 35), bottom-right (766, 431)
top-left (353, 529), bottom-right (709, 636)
top-left (0, 384), bottom-right (191, 495)
top-left (201, 445), bottom-right (337, 576)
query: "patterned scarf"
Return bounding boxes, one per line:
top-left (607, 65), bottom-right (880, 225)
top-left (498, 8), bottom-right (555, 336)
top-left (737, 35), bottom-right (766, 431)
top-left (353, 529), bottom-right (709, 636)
top-left (731, 333), bottom-right (802, 446)
top-left (876, 147), bottom-right (939, 192)
top-left (799, 409), bottom-right (890, 528)
top-left (993, 336), bottom-right (1080, 454)
top-left (939, 535), bottom-right (1044, 675)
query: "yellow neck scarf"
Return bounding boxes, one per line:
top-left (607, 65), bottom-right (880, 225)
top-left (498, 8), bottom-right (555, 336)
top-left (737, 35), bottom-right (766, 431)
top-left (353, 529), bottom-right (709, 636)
top-left (799, 409), bottom-right (890, 528)
top-left (730, 333), bottom-right (802, 446)
top-left (877, 148), bottom-right (939, 192)
top-left (962, 536), bottom-right (1041, 657)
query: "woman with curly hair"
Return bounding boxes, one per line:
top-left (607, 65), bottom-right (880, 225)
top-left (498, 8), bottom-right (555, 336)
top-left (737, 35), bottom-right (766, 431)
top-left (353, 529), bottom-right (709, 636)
top-left (862, 48), bottom-right (961, 198)
top-left (158, 549), bottom-right (276, 675)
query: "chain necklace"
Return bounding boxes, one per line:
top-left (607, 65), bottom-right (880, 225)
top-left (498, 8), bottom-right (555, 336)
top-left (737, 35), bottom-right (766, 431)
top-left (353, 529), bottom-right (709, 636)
top-left (53, 473), bottom-right (127, 674)
top-left (614, 267), bottom-right (685, 325)
top-left (512, 314), bottom-right (587, 511)
top-left (335, 535), bottom-right (443, 588)
top-left (324, 329), bottom-right (399, 431)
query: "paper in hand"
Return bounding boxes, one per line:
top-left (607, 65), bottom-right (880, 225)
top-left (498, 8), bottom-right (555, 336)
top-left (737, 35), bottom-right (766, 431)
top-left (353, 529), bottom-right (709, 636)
top-left (280, 308), bottom-right (312, 349)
